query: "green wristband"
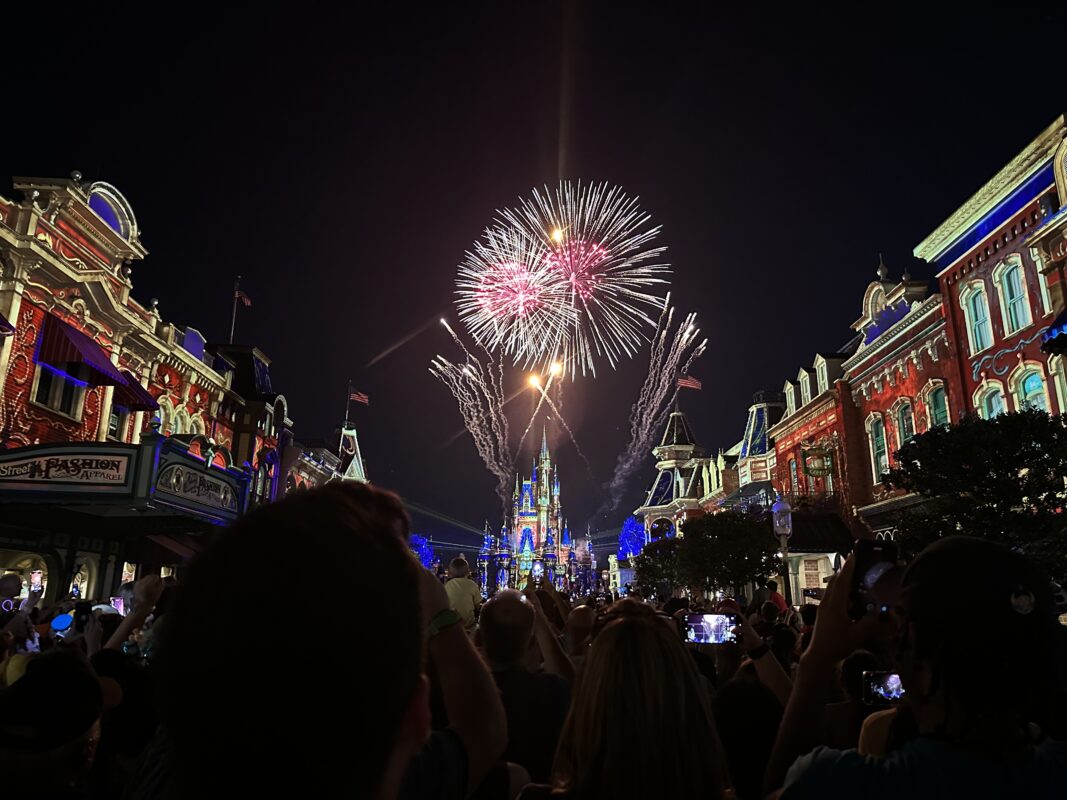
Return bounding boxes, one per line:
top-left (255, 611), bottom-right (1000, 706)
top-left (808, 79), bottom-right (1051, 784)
top-left (428, 608), bottom-right (462, 637)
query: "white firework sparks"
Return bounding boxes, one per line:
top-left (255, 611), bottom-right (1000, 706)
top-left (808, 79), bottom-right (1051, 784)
top-left (430, 320), bottom-right (513, 509)
top-left (457, 181), bottom-right (670, 376)
top-left (603, 294), bottom-right (707, 513)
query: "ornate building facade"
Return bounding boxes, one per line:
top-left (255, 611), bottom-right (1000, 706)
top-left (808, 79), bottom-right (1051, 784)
top-left (634, 408), bottom-right (712, 539)
top-left (0, 173), bottom-right (356, 602)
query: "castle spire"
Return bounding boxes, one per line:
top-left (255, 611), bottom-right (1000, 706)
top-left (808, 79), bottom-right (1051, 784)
top-left (540, 425), bottom-right (549, 460)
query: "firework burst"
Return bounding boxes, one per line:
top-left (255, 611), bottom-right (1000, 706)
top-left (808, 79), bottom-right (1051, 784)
top-left (456, 181), bottom-right (670, 376)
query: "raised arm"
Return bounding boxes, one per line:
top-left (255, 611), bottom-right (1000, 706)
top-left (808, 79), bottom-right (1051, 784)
top-left (764, 557), bottom-right (880, 794)
top-left (104, 574), bottom-right (163, 651)
top-left (735, 615), bottom-right (793, 708)
top-left (420, 568), bottom-right (507, 793)
top-left (524, 588), bottom-right (575, 684)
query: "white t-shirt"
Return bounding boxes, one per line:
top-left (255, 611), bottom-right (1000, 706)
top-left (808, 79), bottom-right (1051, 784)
top-left (444, 577), bottom-right (481, 628)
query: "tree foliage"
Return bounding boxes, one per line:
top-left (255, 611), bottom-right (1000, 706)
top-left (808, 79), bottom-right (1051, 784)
top-left (632, 535), bottom-right (681, 595)
top-left (408, 533), bottom-right (435, 569)
top-left (617, 515), bottom-right (646, 559)
top-left (633, 512), bottom-right (782, 596)
top-left (677, 512), bottom-right (783, 593)
top-left (885, 409), bottom-right (1067, 580)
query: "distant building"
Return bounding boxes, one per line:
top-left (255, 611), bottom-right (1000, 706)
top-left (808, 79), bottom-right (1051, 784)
top-left (634, 408), bottom-right (712, 539)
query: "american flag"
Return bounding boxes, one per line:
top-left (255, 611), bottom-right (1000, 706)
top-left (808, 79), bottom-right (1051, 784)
top-left (677, 374), bottom-right (702, 390)
top-left (349, 389), bottom-right (370, 405)
top-left (234, 289), bottom-right (252, 307)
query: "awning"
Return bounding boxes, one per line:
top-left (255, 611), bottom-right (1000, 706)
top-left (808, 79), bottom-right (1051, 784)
top-left (112, 370), bottom-right (159, 412)
top-left (36, 315), bottom-right (126, 386)
top-left (146, 533), bottom-right (204, 561)
top-left (0, 311), bottom-right (13, 337)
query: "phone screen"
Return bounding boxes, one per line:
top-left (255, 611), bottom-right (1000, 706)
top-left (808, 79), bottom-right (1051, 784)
top-left (684, 613), bottom-right (738, 644)
top-left (850, 539), bottom-right (898, 619)
top-left (862, 670), bottom-right (906, 705)
top-left (110, 596), bottom-right (125, 616)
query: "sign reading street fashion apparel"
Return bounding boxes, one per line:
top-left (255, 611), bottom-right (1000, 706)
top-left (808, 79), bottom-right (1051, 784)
top-left (0, 444), bottom-right (136, 495)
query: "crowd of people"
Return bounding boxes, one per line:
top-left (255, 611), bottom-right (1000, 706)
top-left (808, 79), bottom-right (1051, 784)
top-left (2, 481), bottom-right (1066, 798)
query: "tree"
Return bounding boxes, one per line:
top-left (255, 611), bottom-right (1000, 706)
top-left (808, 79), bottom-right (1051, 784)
top-left (408, 533), bottom-right (435, 569)
top-left (676, 512), bottom-right (783, 594)
top-left (617, 515), bottom-right (646, 560)
top-left (632, 536), bottom-right (681, 596)
top-left (885, 409), bottom-right (1067, 581)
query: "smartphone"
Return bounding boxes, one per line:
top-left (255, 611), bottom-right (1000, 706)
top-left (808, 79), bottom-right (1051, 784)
top-left (684, 613), bottom-right (738, 644)
top-left (29, 570), bottom-right (43, 591)
top-left (110, 596), bottom-right (125, 616)
top-left (862, 670), bottom-right (906, 705)
top-left (74, 601), bottom-right (92, 633)
top-left (850, 539), bottom-right (898, 619)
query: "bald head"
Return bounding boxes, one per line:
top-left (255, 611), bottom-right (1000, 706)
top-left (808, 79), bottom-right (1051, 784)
top-left (479, 590), bottom-right (535, 666)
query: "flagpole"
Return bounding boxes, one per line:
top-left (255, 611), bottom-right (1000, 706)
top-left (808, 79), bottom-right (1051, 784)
top-left (229, 275), bottom-right (241, 344)
top-left (339, 381), bottom-right (352, 460)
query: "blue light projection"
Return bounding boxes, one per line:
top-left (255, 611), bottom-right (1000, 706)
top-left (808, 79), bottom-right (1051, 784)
top-left (863, 300), bottom-right (910, 345)
top-left (617, 515), bottom-right (646, 560)
top-left (89, 193), bottom-right (126, 237)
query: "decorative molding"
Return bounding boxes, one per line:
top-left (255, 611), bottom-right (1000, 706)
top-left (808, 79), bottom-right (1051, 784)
top-left (970, 327), bottom-right (1048, 382)
top-left (914, 116), bottom-right (1066, 262)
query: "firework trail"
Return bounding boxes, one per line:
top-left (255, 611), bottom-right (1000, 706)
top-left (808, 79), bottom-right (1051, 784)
top-left (603, 294), bottom-right (707, 513)
top-left (430, 320), bottom-right (513, 508)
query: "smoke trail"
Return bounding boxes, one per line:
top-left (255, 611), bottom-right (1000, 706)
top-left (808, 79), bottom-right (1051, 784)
top-left (601, 295), bottom-right (707, 514)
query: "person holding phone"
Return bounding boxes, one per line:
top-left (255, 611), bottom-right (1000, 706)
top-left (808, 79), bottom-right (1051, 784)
top-left (767, 537), bottom-right (1067, 799)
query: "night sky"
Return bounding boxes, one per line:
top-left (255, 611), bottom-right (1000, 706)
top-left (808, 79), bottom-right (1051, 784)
top-left (5, 4), bottom-right (1066, 552)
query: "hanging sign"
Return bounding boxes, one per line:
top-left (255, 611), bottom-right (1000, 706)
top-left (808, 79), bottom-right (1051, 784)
top-left (802, 447), bottom-right (833, 477)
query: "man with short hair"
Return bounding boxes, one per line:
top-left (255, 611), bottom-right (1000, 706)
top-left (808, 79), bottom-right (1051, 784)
top-left (445, 557), bottom-right (482, 630)
top-left (767, 579), bottom-right (789, 615)
top-left (480, 590), bottom-right (570, 783)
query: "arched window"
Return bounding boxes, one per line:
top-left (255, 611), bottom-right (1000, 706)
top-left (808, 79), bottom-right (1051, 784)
top-left (961, 283), bottom-right (993, 354)
top-left (928, 386), bottom-right (950, 428)
top-left (784, 383), bottom-right (796, 416)
top-left (1011, 367), bottom-right (1049, 412)
top-left (998, 262), bottom-right (1031, 335)
top-left (897, 402), bottom-right (915, 443)
top-left (868, 417), bottom-right (888, 480)
top-left (977, 385), bottom-right (1006, 419)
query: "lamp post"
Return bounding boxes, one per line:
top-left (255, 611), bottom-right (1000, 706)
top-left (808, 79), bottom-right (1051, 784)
top-left (771, 493), bottom-right (794, 607)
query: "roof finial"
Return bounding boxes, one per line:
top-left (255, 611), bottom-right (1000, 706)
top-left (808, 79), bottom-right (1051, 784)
top-left (540, 424), bottom-right (549, 459)
top-left (876, 253), bottom-right (889, 281)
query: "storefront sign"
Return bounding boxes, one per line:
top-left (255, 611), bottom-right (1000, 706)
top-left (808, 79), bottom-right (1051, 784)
top-left (0, 451), bottom-right (130, 488)
top-left (156, 464), bottom-right (238, 513)
top-left (802, 447), bottom-right (833, 477)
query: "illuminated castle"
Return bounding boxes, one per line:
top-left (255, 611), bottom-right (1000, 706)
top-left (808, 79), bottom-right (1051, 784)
top-left (476, 427), bottom-right (595, 593)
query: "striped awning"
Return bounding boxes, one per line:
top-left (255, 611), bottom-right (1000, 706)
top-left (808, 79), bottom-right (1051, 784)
top-left (0, 311), bottom-right (13, 337)
top-left (112, 370), bottom-right (159, 412)
top-left (36, 315), bottom-right (125, 386)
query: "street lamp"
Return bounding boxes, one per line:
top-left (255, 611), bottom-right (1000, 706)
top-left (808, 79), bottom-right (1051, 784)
top-left (771, 493), bottom-right (794, 607)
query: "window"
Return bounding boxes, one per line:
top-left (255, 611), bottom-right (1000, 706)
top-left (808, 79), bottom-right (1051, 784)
top-left (32, 364), bottom-right (86, 419)
top-left (929, 386), bottom-right (950, 428)
top-left (816, 362), bottom-right (828, 393)
top-left (897, 402), bottom-right (915, 443)
top-left (785, 385), bottom-right (796, 416)
top-left (789, 459), bottom-right (799, 492)
top-left (1016, 369), bottom-right (1048, 412)
top-left (1050, 356), bottom-right (1067, 412)
top-left (979, 386), bottom-right (1006, 419)
top-left (962, 284), bottom-right (993, 354)
top-left (107, 406), bottom-right (129, 440)
top-left (869, 417), bottom-right (888, 480)
top-left (800, 375), bottom-right (811, 405)
top-left (1001, 264), bottom-right (1030, 334)
top-left (1038, 269), bottom-right (1053, 316)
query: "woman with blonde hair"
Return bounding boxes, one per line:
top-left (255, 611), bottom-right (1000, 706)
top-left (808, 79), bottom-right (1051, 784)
top-left (520, 599), bottom-right (729, 800)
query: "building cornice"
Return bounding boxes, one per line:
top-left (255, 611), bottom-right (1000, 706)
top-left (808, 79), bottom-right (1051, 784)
top-left (842, 296), bottom-right (942, 372)
top-left (913, 115), bottom-right (1065, 263)
top-left (768, 392), bottom-right (835, 440)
